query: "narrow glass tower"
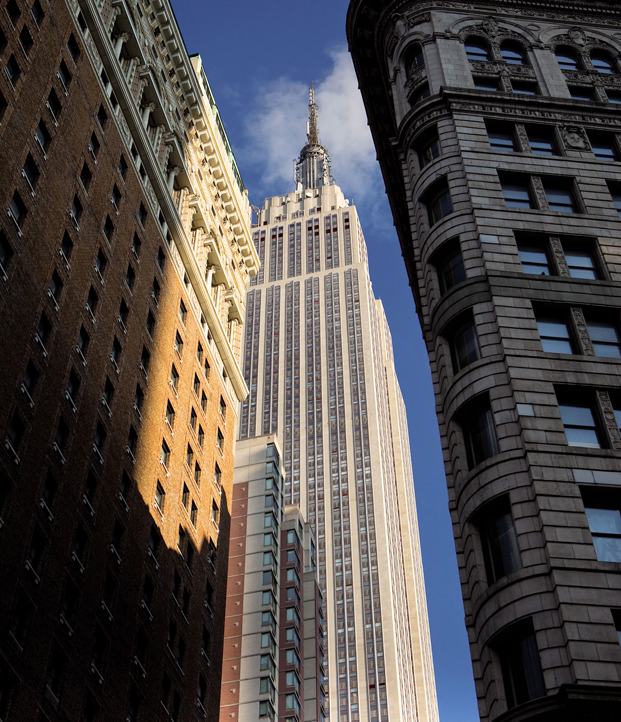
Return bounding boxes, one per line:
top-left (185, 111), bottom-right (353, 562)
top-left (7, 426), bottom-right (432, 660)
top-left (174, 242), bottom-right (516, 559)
top-left (238, 91), bottom-right (439, 722)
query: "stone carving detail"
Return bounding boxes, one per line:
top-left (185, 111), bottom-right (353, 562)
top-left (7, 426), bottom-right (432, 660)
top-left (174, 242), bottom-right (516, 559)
top-left (569, 27), bottom-right (587, 46)
top-left (404, 67), bottom-right (428, 90)
top-left (482, 18), bottom-right (498, 37)
top-left (571, 307), bottom-right (595, 356)
top-left (549, 236), bottom-right (570, 277)
top-left (597, 391), bottom-right (621, 450)
top-left (507, 65), bottom-right (535, 79)
top-left (531, 176), bottom-right (548, 212)
top-left (561, 125), bottom-right (590, 150)
top-left (515, 124), bottom-right (529, 152)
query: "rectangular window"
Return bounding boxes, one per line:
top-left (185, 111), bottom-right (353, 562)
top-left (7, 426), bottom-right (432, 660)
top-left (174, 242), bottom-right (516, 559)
top-left (427, 184), bottom-right (453, 226)
top-left (563, 246), bottom-right (598, 280)
top-left (487, 125), bottom-right (517, 152)
top-left (5, 54), bottom-right (21, 87)
top-left (570, 86), bottom-right (594, 101)
top-left (474, 77), bottom-right (500, 91)
top-left (435, 240), bottom-right (466, 294)
top-left (587, 320), bottom-right (621, 358)
top-left (590, 134), bottom-right (618, 161)
top-left (536, 314), bottom-right (574, 354)
top-left (501, 178), bottom-right (534, 209)
top-left (582, 488), bottom-right (621, 563)
top-left (478, 497), bottom-right (522, 584)
top-left (497, 619), bottom-right (546, 709)
top-left (512, 80), bottom-right (538, 95)
top-left (527, 127), bottom-right (557, 156)
top-left (35, 120), bottom-right (51, 153)
top-left (419, 134), bottom-right (441, 167)
top-left (461, 396), bottom-right (499, 469)
top-left (557, 392), bottom-right (601, 448)
top-left (449, 313), bottom-right (481, 373)
top-left (544, 182), bottom-right (577, 213)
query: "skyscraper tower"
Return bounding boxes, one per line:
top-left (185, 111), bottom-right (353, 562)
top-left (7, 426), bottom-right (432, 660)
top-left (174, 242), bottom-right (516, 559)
top-left (239, 91), bottom-right (438, 722)
top-left (348, 1), bottom-right (621, 720)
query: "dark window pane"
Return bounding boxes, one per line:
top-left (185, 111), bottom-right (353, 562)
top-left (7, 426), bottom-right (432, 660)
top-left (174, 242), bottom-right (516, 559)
top-left (450, 317), bottom-right (480, 372)
top-left (489, 130), bottom-right (516, 152)
top-left (463, 401), bottom-right (499, 469)
top-left (556, 50), bottom-right (579, 71)
top-left (536, 317), bottom-right (573, 354)
top-left (564, 249), bottom-right (597, 280)
top-left (544, 186), bottom-right (576, 213)
top-left (499, 622), bottom-right (546, 708)
top-left (587, 321), bottom-right (621, 358)
top-left (474, 77), bottom-right (499, 91)
top-left (481, 506), bottom-right (522, 584)
top-left (501, 45), bottom-right (525, 65)
top-left (466, 42), bottom-right (490, 61)
top-left (437, 246), bottom-right (466, 294)
top-left (502, 182), bottom-right (533, 209)
top-left (559, 402), bottom-right (600, 448)
top-left (518, 245), bottom-right (550, 275)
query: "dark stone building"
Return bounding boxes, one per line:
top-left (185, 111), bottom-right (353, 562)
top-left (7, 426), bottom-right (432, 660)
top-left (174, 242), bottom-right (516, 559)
top-left (348, 1), bottom-right (621, 720)
top-left (0, 0), bottom-right (258, 719)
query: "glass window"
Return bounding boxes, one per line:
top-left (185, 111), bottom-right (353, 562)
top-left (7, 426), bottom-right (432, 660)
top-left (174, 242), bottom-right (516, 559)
top-left (287, 530), bottom-right (298, 545)
top-left (286, 587), bottom-right (299, 605)
top-left (585, 507), bottom-right (621, 562)
top-left (450, 316), bottom-right (481, 373)
top-left (406, 44), bottom-right (425, 75)
top-left (427, 186), bottom-right (454, 226)
top-left (436, 244), bottom-right (466, 294)
top-left (536, 316), bottom-right (573, 354)
top-left (411, 83), bottom-right (431, 105)
top-left (544, 184), bottom-right (577, 213)
top-left (462, 398), bottom-right (499, 469)
top-left (613, 610), bottom-right (621, 646)
top-left (527, 130), bottom-right (557, 156)
top-left (564, 248), bottom-right (598, 280)
top-left (419, 135), bottom-right (441, 167)
top-left (488, 126), bottom-right (516, 152)
top-left (512, 81), bottom-right (538, 95)
top-left (466, 42), bottom-right (490, 61)
top-left (587, 321), bottom-right (621, 358)
top-left (607, 91), bottom-right (621, 104)
top-left (498, 620), bottom-right (546, 709)
top-left (556, 49), bottom-right (579, 71)
top-left (559, 400), bottom-right (601, 448)
top-left (474, 77), bottom-right (500, 91)
top-left (285, 671), bottom-right (300, 692)
top-left (590, 136), bottom-right (617, 161)
top-left (591, 53), bottom-right (615, 74)
top-left (501, 44), bottom-right (525, 65)
top-left (570, 86), bottom-right (594, 101)
top-left (286, 648), bottom-right (300, 669)
top-left (517, 243), bottom-right (550, 275)
top-left (501, 181), bottom-right (533, 209)
top-left (479, 499), bottom-right (522, 584)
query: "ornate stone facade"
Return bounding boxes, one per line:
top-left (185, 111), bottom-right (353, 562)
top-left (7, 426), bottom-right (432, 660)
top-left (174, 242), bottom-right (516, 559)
top-left (349, 1), bottom-right (621, 720)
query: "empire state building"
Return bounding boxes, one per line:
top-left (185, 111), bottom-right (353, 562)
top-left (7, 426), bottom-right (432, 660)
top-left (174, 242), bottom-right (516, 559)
top-left (239, 87), bottom-right (439, 722)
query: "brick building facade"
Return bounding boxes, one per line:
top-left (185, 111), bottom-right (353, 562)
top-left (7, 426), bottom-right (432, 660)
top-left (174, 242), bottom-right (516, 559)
top-left (0, 0), bottom-right (257, 719)
top-left (348, 1), bottom-right (621, 721)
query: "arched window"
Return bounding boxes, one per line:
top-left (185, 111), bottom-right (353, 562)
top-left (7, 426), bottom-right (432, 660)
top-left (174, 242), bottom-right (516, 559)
top-left (465, 40), bottom-right (491, 62)
top-left (591, 52), bottom-right (615, 74)
top-left (555, 47), bottom-right (580, 71)
top-left (501, 43), bottom-right (526, 65)
top-left (405, 44), bottom-right (425, 77)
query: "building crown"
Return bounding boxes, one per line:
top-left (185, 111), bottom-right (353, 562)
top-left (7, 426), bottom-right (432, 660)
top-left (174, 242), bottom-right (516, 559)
top-left (295, 82), bottom-right (333, 192)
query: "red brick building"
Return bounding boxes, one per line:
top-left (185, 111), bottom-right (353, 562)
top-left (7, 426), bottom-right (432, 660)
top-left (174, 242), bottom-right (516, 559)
top-left (0, 0), bottom-right (257, 719)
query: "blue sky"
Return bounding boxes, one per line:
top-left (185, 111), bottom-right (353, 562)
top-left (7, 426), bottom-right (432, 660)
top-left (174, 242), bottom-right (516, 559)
top-left (171, 1), bottom-right (479, 719)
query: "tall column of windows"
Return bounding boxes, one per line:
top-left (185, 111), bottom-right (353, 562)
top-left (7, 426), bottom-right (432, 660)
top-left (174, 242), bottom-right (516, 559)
top-left (306, 219), bottom-right (320, 273)
top-left (343, 212), bottom-right (353, 266)
top-left (325, 214), bottom-right (340, 269)
top-left (345, 270), bottom-right (385, 721)
top-left (240, 289), bottom-right (261, 438)
top-left (284, 282), bottom-right (301, 505)
top-left (251, 230), bottom-right (266, 286)
top-left (325, 273), bottom-right (358, 722)
top-left (269, 227), bottom-right (277, 282)
top-left (287, 222), bottom-right (302, 278)
top-left (305, 277), bottom-right (324, 569)
top-left (262, 286), bottom-right (281, 435)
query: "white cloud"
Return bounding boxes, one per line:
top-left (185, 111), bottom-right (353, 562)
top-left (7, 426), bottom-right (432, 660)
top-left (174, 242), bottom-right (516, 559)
top-left (242, 47), bottom-right (385, 214)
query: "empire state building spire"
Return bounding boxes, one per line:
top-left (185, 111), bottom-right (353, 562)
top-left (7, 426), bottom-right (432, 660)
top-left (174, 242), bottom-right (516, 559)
top-left (295, 82), bottom-right (333, 191)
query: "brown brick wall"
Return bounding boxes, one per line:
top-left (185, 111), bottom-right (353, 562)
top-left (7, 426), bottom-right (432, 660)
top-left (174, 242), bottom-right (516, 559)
top-left (0, 1), bottom-right (238, 720)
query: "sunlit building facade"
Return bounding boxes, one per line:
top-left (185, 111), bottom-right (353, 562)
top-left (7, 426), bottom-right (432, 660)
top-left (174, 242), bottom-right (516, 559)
top-left (0, 0), bottom-right (257, 720)
top-left (238, 90), bottom-right (438, 722)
